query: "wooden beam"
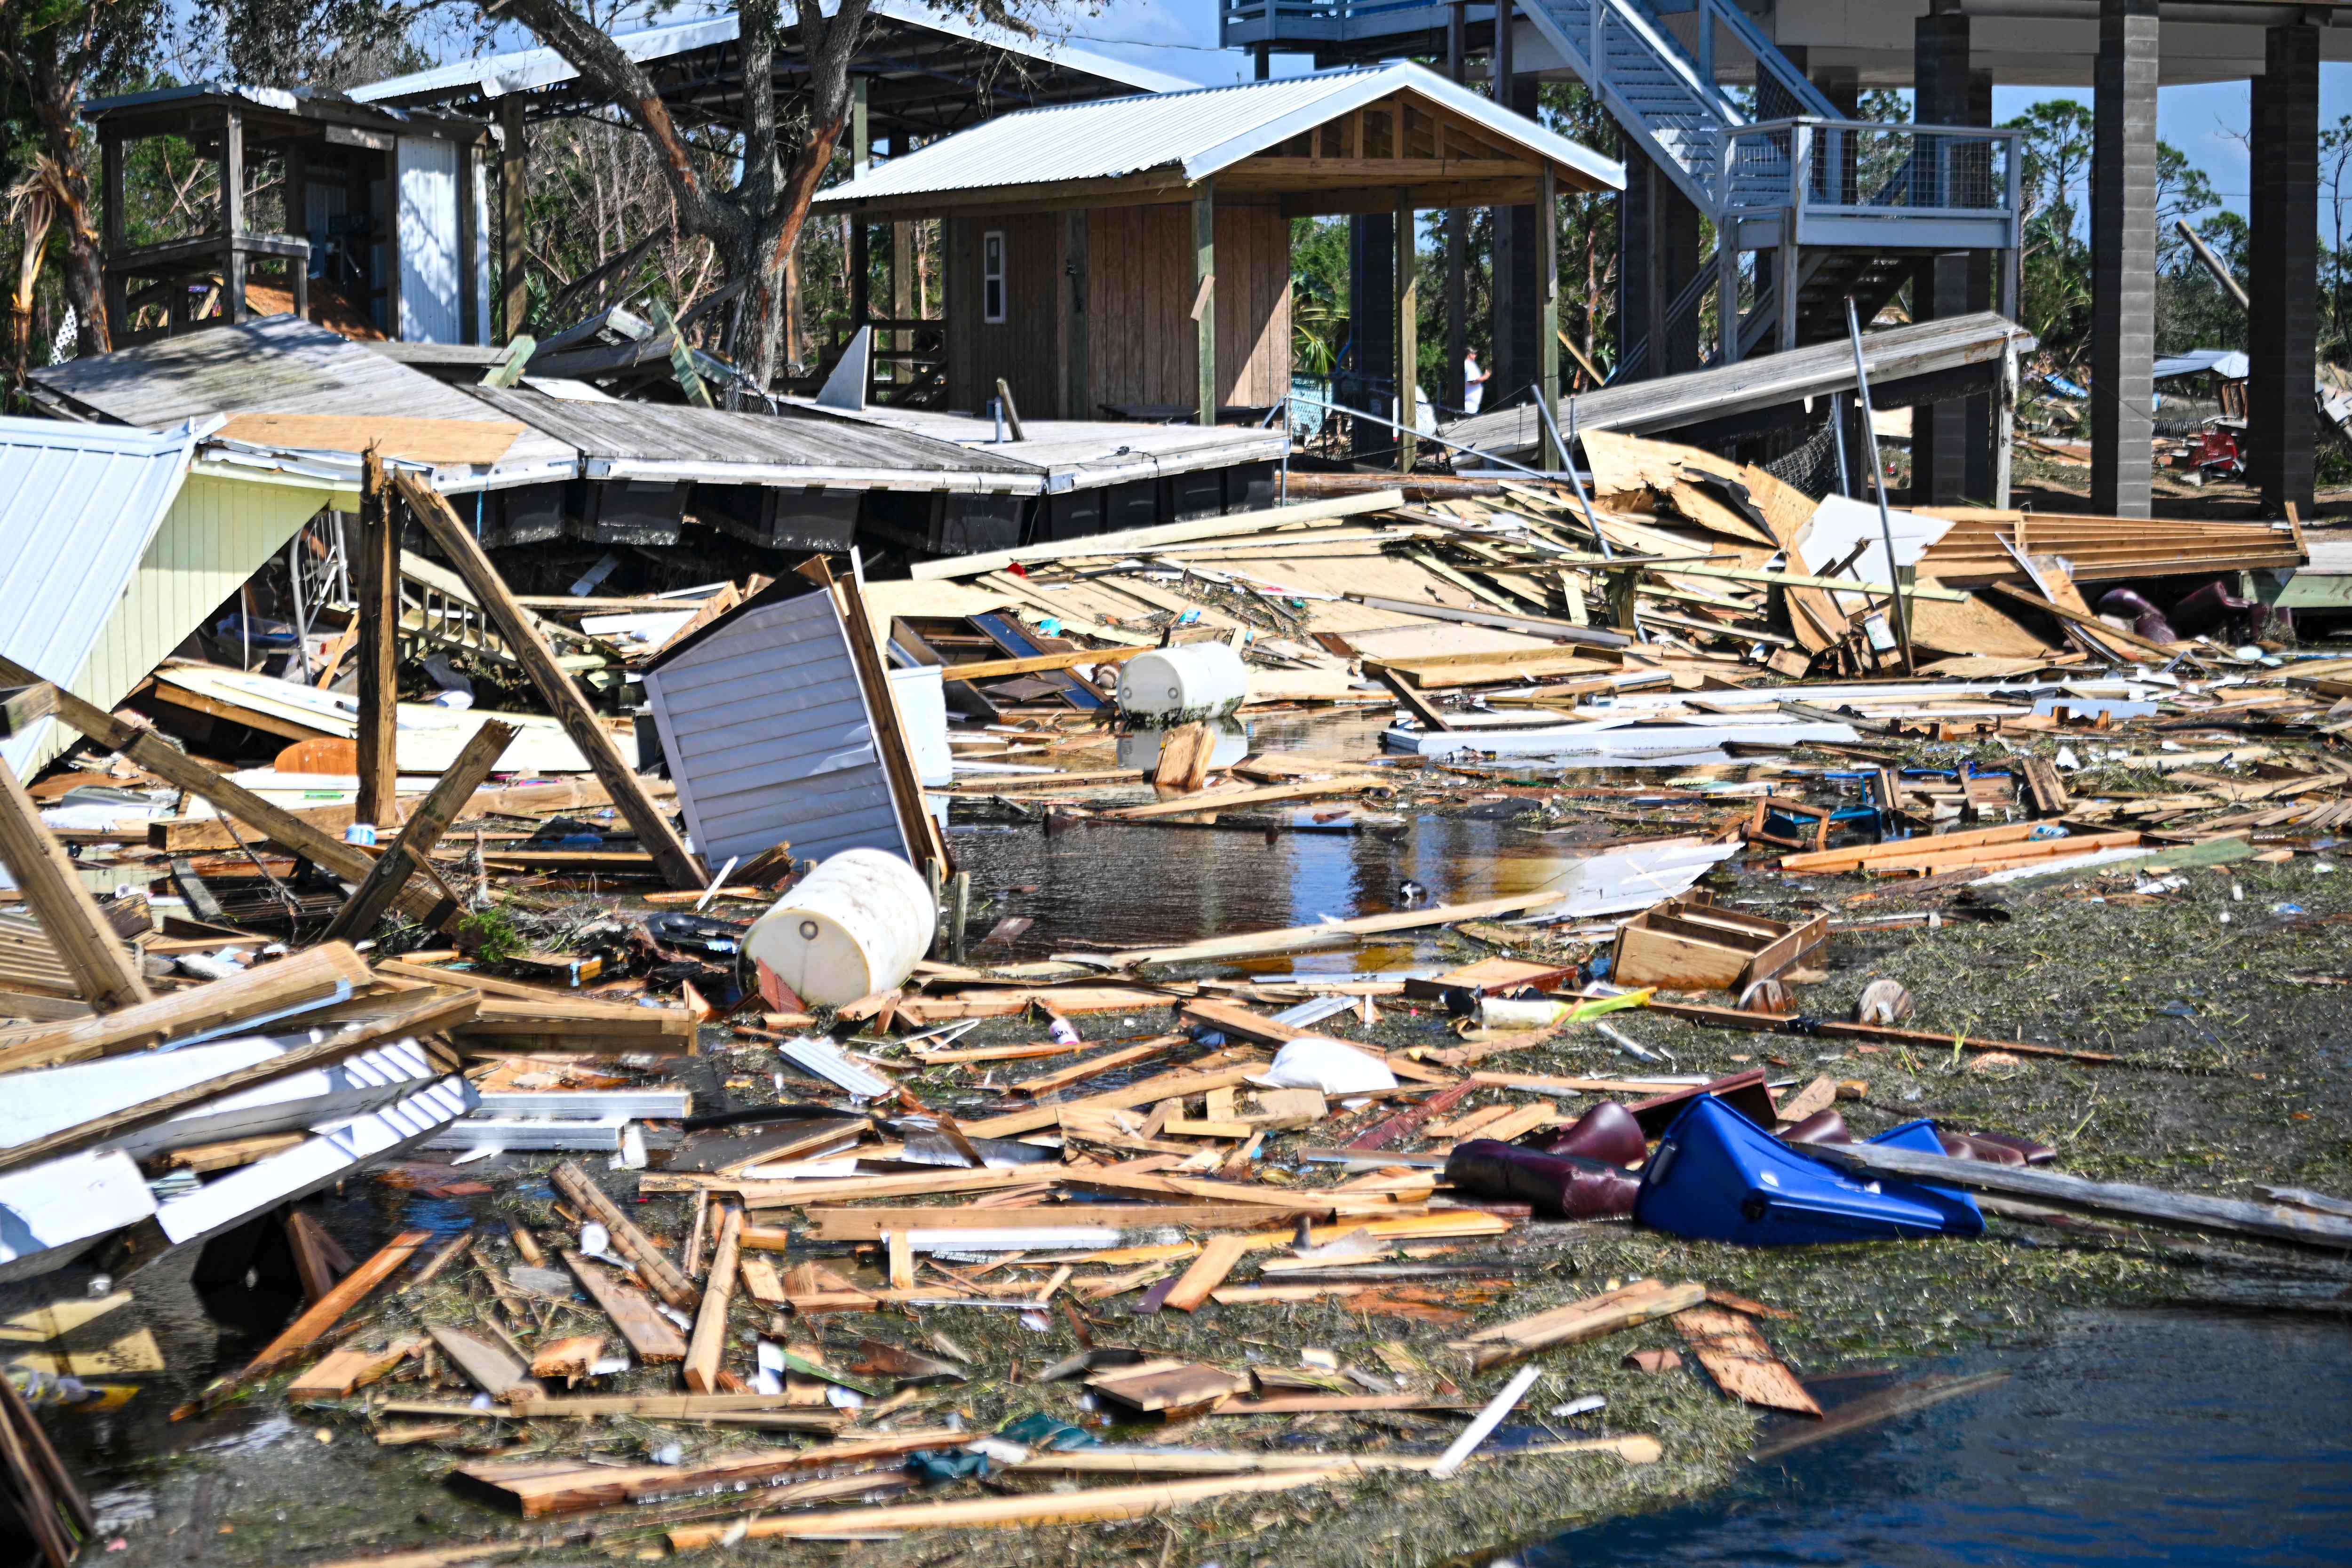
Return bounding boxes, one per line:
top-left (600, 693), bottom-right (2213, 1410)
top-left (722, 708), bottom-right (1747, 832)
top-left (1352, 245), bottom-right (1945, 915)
top-left (0, 941), bottom-right (373, 1074)
top-left (1396, 187), bottom-right (1417, 474)
top-left (1536, 166), bottom-right (1562, 470)
top-left (0, 653), bottom-right (447, 928)
top-left (550, 1159), bottom-right (700, 1312)
top-left (941, 646), bottom-right (1146, 684)
top-left (682, 1205), bottom-right (741, 1393)
top-left (393, 471), bottom-right (705, 889)
top-left (0, 684), bottom-right (56, 738)
top-left (322, 720), bottom-right (514, 943)
top-left (0, 982), bottom-right (477, 1176)
top-left (355, 446), bottom-right (400, 828)
top-left (812, 557), bottom-right (951, 875)
top-left (1193, 179), bottom-right (1216, 429)
top-left (0, 751), bottom-right (150, 1012)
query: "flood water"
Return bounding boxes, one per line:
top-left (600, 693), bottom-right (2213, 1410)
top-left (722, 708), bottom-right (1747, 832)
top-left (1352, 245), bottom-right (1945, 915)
top-left (1521, 1305), bottom-right (2352, 1568)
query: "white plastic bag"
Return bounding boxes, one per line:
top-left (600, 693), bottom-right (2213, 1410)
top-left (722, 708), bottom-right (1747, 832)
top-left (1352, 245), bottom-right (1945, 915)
top-left (1255, 1035), bottom-right (1397, 1095)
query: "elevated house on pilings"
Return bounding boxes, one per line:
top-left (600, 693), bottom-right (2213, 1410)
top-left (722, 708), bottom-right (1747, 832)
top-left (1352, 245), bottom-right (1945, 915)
top-left (82, 86), bottom-right (496, 348)
top-left (350, 3), bottom-right (1192, 401)
top-left (810, 61), bottom-right (1622, 473)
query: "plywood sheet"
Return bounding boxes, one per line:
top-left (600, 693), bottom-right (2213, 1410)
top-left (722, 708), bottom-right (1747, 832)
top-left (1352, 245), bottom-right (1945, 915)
top-left (1675, 1305), bottom-right (1820, 1416)
top-left (218, 413), bottom-right (524, 466)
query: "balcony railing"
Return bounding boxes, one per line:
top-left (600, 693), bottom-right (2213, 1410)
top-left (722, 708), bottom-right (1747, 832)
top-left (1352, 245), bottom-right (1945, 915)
top-left (1723, 118), bottom-right (2024, 239)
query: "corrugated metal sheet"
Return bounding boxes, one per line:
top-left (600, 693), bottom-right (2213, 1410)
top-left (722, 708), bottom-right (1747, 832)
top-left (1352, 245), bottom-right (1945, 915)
top-left (641, 588), bottom-right (911, 867)
top-left (350, 3), bottom-right (1191, 107)
top-left (25, 317), bottom-right (577, 493)
top-left (467, 386), bottom-right (1040, 491)
top-left (0, 416), bottom-right (197, 775)
top-left (816, 61), bottom-right (1622, 207)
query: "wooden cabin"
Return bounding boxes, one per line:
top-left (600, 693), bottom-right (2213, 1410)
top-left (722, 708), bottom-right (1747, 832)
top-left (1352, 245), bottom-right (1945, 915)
top-left (813, 61), bottom-right (1621, 461)
top-left (82, 85), bottom-right (495, 348)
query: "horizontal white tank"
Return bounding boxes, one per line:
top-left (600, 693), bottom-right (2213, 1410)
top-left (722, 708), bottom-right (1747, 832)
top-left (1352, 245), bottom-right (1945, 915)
top-left (1116, 642), bottom-right (1249, 723)
top-left (744, 848), bottom-right (933, 1007)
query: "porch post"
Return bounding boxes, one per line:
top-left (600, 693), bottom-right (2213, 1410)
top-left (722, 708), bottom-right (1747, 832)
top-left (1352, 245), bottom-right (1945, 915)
top-left (1194, 181), bottom-right (1216, 428)
top-left (500, 96), bottom-right (527, 341)
top-left (1537, 167), bottom-right (1561, 470)
top-left (1397, 189), bottom-right (1417, 473)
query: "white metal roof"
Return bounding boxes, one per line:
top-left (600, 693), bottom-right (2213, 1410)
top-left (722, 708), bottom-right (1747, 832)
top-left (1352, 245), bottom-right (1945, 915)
top-left (352, 2), bottom-right (1192, 105)
top-left (814, 60), bottom-right (1623, 207)
top-left (0, 417), bottom-right (197, 774)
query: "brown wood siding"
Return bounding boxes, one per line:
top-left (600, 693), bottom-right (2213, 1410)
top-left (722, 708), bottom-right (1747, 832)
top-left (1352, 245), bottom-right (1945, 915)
top-left (1084, 202), bottom-right (1290, 415)
top-left (944, 213), bottom-right (1061, 417)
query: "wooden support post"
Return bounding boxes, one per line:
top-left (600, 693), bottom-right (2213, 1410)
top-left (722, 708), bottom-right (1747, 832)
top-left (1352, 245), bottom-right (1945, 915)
top-left (849, 79), bottom-right (870, 336)
top-left (1192, 181), bottom-right (1216, 428)
top-left (457, 143), bottom-right (481, 345)
top-left (683, 1204), bottom-right (742, 1393)
top-left (0, 749), bottom-right (149, 1012)
top-left (947, 870), bottom-right (970, 965)
top-left (321, 719), bottom-right (514, 943)
top-left (356, 446), bottom-right (399, 829)
top-left (1717, 244), bottom-right (1742, 365)
top-left (1395, 189), bottom-right (1416, 474)
top-left (1061, 210), bottom-right (1089, 419)
top-left (393, 471), bottom-right (707, 890)
top-left (220, 107), bottom-right (246, 325)
top-left (1536, 168), bottom-right (1562, 470)
top-left (499, 96), bottom-right (527, 340)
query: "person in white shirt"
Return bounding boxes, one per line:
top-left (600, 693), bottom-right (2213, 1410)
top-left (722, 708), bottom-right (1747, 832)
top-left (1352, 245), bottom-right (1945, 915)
top-left (1462, 349), bottom-right (1491, 414)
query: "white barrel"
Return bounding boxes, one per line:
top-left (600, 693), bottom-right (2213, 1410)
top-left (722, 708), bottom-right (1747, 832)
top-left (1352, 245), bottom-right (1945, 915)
top-left (1116, 642), bottom-right (1249, 722)
top-left (743, 849), bottom-right (933, 1007)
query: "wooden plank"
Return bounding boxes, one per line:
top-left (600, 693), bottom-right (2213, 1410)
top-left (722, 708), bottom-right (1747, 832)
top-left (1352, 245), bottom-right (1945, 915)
top-left (908, 490), bottom-right (1403, 581)
top-left (682, 1206), bottom-right (742, 1393)
top-left (394, 470), bottom-right (705, 890)
top-left (561, 1251), bottom-right (688, 1363)
top-left (428, 1323), bottom-right (541, 1398)
top-left (527, 1335), bottom-right (604, 1382)
top-left (0, 651), bottom-right (445, 928)
top-left (1005, 1038), bottom-right (1175, 1095)
top-left (818, 557), bottom-right (953, 875)
top-left (550, 1159), bottom-right (700, 1312)
top-left (1178, 999), bottom-right (1310, 1046)
top-left (1644, 1000), bottom-right (2119, 1064)
top-left (1453, 1279), bottom-right (1706, 1371)
top-left (455, 1428), bottom-right (962, 1518)
top-left (285, 1209), bottom-right (344, 1306)
top-left (738, 1256), bottom-right (788, 1305)
top-left (1812, 1143), bottom-right (2352, 1252)
top-left (801, 1205), bottom-right (1306, 1241)
top-left (0, 684), bottom-right (57, 738)
top-left (288, 1338), bottom-right (421, 1398)
top-left (1161, 1232), bottom-right (1251, 1312)
top-left (487, 1389), bottom-right (843, 1424)
top-left (1674, 1305), bottom-right (1820, 1417)
top-left (0, 747), bottom-right (149, 1012)
top-left (1777, 820), bottom-right (2038, 873)
top-left (962, 1056), bottom-right (1267, 1139)
top-left (944, 646), bottom-right (1148, 683)
top-left (356, 446), bottom-right (399, 827)
top-left (178, 1228), bottom-right (433, 1417)
top-left (1107, 775), bottom-right (1386, 820)
top-left (1094, 891), bottom-right (1565, 969)
top-left (0, 980), bottom-right (476, 1176)
top-left (322, 720), bottom-right (515, 942)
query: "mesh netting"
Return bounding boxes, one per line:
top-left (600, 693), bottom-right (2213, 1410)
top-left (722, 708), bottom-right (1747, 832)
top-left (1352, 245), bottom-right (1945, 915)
top-left (1761, 413), bottom-right (1845, 501)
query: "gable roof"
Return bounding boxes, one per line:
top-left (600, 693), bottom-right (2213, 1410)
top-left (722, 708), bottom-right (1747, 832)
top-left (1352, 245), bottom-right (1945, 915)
top-left (813, 60), bottom-right (1622, 211)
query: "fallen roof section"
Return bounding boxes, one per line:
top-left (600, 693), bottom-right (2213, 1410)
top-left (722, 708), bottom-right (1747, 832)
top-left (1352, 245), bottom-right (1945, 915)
top-left (1446, 312), bottom-right (2035, 458)
top-left (779, 400), bottom-right (1290, 493)
top-left (24, 316), bottom-right (578, 494)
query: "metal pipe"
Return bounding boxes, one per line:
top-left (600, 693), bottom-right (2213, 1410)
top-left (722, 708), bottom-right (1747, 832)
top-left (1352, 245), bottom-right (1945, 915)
top-left (2173, 217), bottom-right (2249, 310)
top-left (1538, 393), bottom-right (1613, 559)
top-left (1843, 297), bottom-right (1914, 675)
top-left (1283, 391), bottom-right (1558, 483)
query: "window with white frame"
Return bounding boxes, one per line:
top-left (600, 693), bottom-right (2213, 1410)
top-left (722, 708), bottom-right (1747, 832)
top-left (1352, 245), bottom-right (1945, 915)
top-left (982, 230), bottom-right (1006, 324)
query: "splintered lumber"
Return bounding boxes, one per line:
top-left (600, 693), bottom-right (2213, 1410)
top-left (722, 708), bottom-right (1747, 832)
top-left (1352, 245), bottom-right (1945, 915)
top-left (907, 489), bottom-right (1402, 580)
top-left (550, 1160), bottom-right (700, 1311)
top-left (290, 1339), bottom-right (421, 1398)
top-left (1107, 775), bottom-right (1387, 820)
top-left (528, 1336), bottom-right (604, 1382)
top-left (1777, 820), bottom-right (2040, 873)
top-left (323, 720), bottom-right (516, 942)
top-left (298, 1547), bottom-right (521, 1568)
top-left (178, 1229), bottom-right (433, 1417)
top-left (1087, 1361), bottom-right (1250, 1414)
top-left (0, 651), bottom-right (446, 928)
top-left (0, 981), bottom-right (478, 1176)
top-left (428, 1324), bottom-right (541, 1398)
top-left (1645, 1000), bottom-right (2118, 1064)
top-left (963, 1056), bottom-right (1268, 1139)
top-left (0, 745), bottom-right (149, 1012)
top-left (667, 1466), bottom-right (1349, 1548)
top-left (1161, 1233), bottom-right (1253, 1313)
top-left (1454, 1280), bottom-right (1707, 1371)
top-left (683, 1207), bottom-right (743, 1393)
top-left (1674, 1305), bottom-right (1820, 1416)
top-left (0, 940), bottom-right (374, 1074)
top-left (801, 1205), bottom-right (1307, 1241)
top-left (356, 446), bottom-right (400, 825)
top-left (450, 996), bottom-right (696, 1056)
top-left (455, 1428), bottom-right (964, 1517)
top-left (1015, 1435), bottom-right (1662, 1477)
top-left (738, 1257), bottom-right (788, 1305)
top-left (645, 1166), bottom-right (1044, 1207)
top-left (1006, 1039), bottom-right (1175, 1095)
top-left (0, 1359), bottom-right (93, 1568)
top-left (1812, 1143), bottom-right (2352, 1252)
top-left (1178, 999), bottom-right (1310, 1046)
top-left (561, 1252), bottom-right (688, 1362)
top-left (1095, 891), bottom-right (1565, 969)
top-left (394, 470), bottom-right (706, 890)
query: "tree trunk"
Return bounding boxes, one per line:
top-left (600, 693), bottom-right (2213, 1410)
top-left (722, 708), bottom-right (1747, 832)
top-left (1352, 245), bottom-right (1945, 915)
top-left (24, 52), bottom-right (110, 357)
top-left (741, 111), bottom-right (848, 388)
